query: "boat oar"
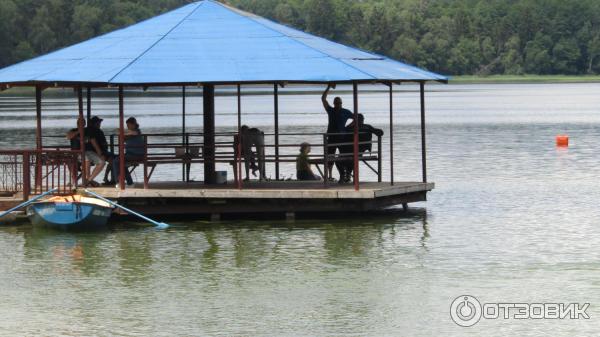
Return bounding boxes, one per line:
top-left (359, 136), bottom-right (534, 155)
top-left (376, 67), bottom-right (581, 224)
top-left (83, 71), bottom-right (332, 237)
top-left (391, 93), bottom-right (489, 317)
top-left (0, 188), bottom-right (58, 219)
top-left (84, 189), bottom-right (169, 229)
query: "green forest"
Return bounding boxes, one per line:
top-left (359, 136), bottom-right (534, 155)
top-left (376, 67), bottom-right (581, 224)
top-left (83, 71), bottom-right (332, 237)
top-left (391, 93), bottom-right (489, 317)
top-left (1, 0), bottom-right (600, 76)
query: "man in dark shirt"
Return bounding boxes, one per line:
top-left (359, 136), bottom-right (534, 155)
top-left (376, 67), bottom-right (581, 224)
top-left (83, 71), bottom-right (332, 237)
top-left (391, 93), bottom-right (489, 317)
top-left (86, 116), bottom-right (115, 185)
top-left (336, 114), bottom-right (384, 183)
top-left (321, 84), bottom-right (354, 180)
top-left (66, 116), bottom-right (106, 186)
top-left (85, 116), bottom-right (110, 187)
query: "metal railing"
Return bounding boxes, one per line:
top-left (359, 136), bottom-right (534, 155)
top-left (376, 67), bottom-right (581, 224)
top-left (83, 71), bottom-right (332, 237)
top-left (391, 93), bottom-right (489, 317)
top-left (35, 131), bottom-right (382, 189)
top-left (0, 150), bottom-right (78, 200)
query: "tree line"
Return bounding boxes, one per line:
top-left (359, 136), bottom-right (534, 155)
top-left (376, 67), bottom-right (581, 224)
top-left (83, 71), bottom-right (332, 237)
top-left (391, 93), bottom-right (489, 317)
top-left (2, 0), bottom-right (600, 76)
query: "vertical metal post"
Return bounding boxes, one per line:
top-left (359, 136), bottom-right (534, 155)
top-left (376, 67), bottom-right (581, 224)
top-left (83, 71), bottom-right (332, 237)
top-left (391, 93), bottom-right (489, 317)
top-left (35, 86), bottom-right (43, 189)
top-left (274, 83), bottom-right (280, 180)
top-left (353, 82), bottom-right (359, 191)
top-left (203, 85), bottom-right (216, 184)
top-left (118, 86), bottom-right (125, 190)
top-left (237, 84), bottom-right (242, 189)
top-left (377, 135), bottom-right (382, 182)
top-left (143, 135), bottom-right (149, 189)
top-left (323, 135), bottom-right (329, 186)
top-left (389, 83), bottom-right (394, 186)
top-left (182, 86), bottom-right (186, 181)
top-left (35, 86), bottom-right (42, 151)
top-left (77, 87), bottom-right (87, 186)
top-left (420, 82), bottom-right (427, 183)
top-left (22, 152), bottom-right (30, 201)
top-left (86, 87), bottom-right (92, 124)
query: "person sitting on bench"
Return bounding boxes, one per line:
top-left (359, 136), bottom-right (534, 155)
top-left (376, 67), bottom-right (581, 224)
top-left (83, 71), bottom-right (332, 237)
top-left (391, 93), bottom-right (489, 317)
top-left (336, 114), bottom-right (383, 183)
top-left (112, 117), bottom-right (144, 187)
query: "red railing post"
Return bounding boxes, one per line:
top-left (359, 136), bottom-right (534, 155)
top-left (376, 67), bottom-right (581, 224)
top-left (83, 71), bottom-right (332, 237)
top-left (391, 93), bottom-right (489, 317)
top-left (118, 86), bottom-right (126, 190)
top-left (22, 152), bottom-right (30, 201)
top-left (323, 134), bottom-right (329, 187)
top-left (353, 82), bottom-right (360, 191)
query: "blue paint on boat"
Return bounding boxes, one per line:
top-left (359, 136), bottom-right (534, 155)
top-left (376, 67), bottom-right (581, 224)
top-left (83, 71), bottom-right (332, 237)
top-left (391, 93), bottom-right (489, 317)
top-left (26, 196), bottom-right (113, 230)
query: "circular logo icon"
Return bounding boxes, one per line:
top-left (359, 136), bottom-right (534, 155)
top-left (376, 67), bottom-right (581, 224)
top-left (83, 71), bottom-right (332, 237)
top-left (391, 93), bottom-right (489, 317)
top-left (450, 295), bottom-right (482, 327)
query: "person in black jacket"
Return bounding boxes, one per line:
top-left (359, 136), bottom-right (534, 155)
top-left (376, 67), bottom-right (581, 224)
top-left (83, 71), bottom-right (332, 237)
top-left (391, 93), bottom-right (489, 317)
top-left (336, 114), bottom-right (383, 183)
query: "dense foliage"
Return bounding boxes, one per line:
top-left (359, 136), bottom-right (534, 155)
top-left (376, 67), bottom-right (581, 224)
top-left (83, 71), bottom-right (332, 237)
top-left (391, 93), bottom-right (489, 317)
top-left (1, 0), bottom-right (600, 76)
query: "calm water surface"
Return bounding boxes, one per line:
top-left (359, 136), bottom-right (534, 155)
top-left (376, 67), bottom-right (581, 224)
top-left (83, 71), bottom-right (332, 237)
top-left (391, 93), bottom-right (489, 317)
top-left (1, 83), bottom-right (599, 336)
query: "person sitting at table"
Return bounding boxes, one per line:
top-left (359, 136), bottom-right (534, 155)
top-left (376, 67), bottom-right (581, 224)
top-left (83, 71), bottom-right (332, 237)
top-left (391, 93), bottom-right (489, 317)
top-left (336, 114), bottom-right (384, 184)
top-left (112, 117), bottom-right (144, 187)
top-left (296, 142), bottom-right (321, 181)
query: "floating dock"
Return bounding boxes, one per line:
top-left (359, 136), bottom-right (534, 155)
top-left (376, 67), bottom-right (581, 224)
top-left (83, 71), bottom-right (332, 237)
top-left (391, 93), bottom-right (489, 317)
top-left (86, 181), bottom-right (434, 217)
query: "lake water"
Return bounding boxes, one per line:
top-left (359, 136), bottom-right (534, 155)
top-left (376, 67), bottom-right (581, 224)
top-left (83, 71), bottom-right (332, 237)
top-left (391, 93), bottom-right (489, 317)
top-left (1, 83), bottom-right (599, 336)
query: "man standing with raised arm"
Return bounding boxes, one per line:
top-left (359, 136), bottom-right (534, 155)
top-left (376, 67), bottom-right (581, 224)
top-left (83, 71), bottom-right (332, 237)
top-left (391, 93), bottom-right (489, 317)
top-left (321, 84), bottom-right (354, 180)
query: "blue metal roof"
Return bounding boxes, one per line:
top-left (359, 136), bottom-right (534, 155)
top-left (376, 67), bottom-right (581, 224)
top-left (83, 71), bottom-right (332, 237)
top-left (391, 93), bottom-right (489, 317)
top-left (0, 0), bottom-right (447, 86)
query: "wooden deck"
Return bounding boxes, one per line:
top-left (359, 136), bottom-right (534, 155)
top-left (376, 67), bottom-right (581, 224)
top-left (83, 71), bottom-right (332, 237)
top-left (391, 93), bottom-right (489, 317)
top-left (85, 181), bottom-right (434, 216)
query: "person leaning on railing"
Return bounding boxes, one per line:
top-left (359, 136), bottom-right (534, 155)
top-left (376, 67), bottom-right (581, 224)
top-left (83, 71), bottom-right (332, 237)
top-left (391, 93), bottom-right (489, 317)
top-left (336, 114), bottom-right (384, 184)
top-left (112, 117), bottom-right (144, 188)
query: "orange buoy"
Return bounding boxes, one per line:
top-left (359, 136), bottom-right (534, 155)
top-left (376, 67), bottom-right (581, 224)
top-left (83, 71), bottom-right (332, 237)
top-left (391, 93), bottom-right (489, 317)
top-left (556, 135), bottom-right (569, 147)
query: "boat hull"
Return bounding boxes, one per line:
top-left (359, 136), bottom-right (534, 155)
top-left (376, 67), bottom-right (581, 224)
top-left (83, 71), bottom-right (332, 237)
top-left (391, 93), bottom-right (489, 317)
top-left (27, 202), bottom-right (112, 230)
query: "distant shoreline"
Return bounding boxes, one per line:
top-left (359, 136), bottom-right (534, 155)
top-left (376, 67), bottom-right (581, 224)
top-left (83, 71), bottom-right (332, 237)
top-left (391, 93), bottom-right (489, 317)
top-left (450, 75), bottom-right (600, 84)
top-left (2, 75), bottom-right (600, 97)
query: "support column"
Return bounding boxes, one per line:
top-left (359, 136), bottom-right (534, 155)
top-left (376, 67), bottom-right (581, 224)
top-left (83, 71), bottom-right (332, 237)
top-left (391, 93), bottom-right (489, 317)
top-left (86, 87), bottom-right (92, 124)
top-left (118, 86), bottom-right (125, 190)
top-left (35, 86), bottom-right (42, 151)
top-left (182, 86), bottom-right (187, 181)
top-left (274, 84), bottom-right (280, 180)
top-left (236, 84), bottom-right (242, 189)
top-left (353, 82), bottom-right (359, 191)
top-left (203, 84), bottom-right (216, 184)
top-left (389, 83), bottom-right (394, 186)
top-left (420, 82), bottom-right (427, 183)
top-left (77, 87), bottom-right (87, 186)
top-left (35, 86), bottom-right (43, 189)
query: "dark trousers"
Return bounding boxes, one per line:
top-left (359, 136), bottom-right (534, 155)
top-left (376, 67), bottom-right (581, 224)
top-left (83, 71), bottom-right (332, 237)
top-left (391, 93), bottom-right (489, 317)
top-left (112, 154), bottom-right (142, 185)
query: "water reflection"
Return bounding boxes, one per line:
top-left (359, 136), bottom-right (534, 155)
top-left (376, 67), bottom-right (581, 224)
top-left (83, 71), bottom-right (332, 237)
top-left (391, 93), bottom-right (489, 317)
top-left (20, 227), bottom-right (108, 277)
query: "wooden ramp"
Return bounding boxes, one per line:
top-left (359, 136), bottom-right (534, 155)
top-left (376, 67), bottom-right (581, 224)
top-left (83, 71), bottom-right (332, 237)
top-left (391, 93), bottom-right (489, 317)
top-left (86, 181), bottom-right (434, 216)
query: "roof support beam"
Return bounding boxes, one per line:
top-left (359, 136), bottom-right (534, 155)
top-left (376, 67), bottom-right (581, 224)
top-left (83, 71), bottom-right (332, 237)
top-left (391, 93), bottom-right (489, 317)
top-left (77, 87), bottom-right (87, 186)
top-left (353, 82), bottom-right (360, 191)
top-left (274, 84), bottom-right (280, 180)
top-left (86, 87), bottom-right (92, 124)
top-left (389, 83), bottom-right (394, 186)
top-left (35, 86), bottom-right (43, 152)
top-left (118, 86), bottom-right (126, 190)
top-left (236, 84), bottom-right (242, 190)
top-left (203, 84), bottom-right (216, 184)
top-left (182, 86), bottom-right (188, 182)
top-left (34, 85), bottom-right (43, 189)
top-left (419, 82), bottom-right (427, 183)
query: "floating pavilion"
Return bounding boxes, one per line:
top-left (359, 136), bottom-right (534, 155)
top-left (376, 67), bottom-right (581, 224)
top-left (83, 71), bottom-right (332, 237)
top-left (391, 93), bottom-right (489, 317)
top-left (0, 0), bottom-right (447, 218)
